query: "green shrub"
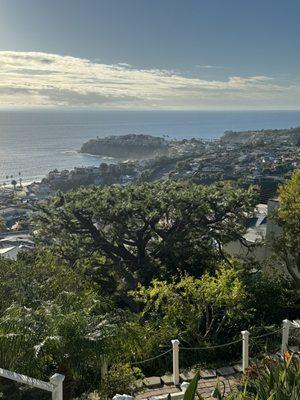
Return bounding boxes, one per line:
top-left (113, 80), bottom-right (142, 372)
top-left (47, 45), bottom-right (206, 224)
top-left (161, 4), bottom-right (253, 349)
top-left (99, 363), bottom-right (144, 398)
top-left (227, 355), bottom-right (300, 399)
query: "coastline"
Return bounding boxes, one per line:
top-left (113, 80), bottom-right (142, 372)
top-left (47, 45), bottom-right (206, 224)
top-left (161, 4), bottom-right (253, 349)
top-left (78, 151), bottom-right (117, 161)
top-left (0, 179), bottom-right (42, 189)
top-left (1, 109), bottom-right (300, 184)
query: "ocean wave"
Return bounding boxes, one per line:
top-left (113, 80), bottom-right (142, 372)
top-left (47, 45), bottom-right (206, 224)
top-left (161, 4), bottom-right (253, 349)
top-left (62, 150), bottom-right (116, 161)
top-left (79, 152), bottom-right (116, 160)
top-left (61, 150), bottom-right (78, 154)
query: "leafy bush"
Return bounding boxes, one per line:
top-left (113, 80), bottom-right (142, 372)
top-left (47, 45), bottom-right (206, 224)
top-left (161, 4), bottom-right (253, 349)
top-left (227, 356), bottom-right (300, 399)
top-left (132, 266), bottom-right (250, 346)
top-left (99, 363), bottom-right (144, 398)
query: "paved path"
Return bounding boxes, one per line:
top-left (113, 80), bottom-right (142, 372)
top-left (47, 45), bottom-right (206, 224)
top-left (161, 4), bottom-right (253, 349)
top-left (136, 373), bottom-right (241, 399)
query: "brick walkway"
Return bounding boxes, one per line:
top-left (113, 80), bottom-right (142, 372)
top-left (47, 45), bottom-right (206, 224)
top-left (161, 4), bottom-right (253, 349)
top-left (135, 373), bottom-right (241, 399)
top-left (196, 374), bottom-right (240, 399)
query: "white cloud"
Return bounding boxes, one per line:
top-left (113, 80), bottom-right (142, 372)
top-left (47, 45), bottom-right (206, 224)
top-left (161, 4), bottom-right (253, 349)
top-left (196, 65), bottom-right (225, 69)
top-left (0, 51), bottom-right (299, 109)
top-left (117, 62), bottom-right (132, 68)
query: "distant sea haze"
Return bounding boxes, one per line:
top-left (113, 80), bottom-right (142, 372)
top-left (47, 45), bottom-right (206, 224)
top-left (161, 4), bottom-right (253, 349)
top-left (1, 109), bottom-right (300, 184)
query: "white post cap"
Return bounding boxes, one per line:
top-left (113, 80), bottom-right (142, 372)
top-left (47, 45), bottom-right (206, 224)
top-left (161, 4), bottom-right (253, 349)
top-left (181, 381), bottom-right (189, 392)
top-left (50, 374), bottom-right (65, 385)
top-left (241, 330), bottom-right (250, 336)
top-left (112, 395), bottom-right (134, 400)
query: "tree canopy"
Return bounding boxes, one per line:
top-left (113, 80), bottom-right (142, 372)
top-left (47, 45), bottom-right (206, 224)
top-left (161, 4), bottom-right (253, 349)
top-left (33, 181), bottom-right (257, 296)
top-left (276, 170), bottom-right (300, 284)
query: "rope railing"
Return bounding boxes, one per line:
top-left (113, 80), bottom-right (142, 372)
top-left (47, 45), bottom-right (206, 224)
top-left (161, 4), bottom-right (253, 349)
top-left (248, 328), bottom-right (282, 361)
top-left (127, 321), bottom-right (298, 388)
top-left (130, 348), bottom-right (172, 366)
top-left (179, 328), bottom-right (282, 352)
top-left (250, 327), bottom-right (282, 341)
top-left (129, 327), bottom-right (283, 367)
top-left (180, 338), bottom-right (242, 351)
top-left (114, 321), bottom-right (299, 399)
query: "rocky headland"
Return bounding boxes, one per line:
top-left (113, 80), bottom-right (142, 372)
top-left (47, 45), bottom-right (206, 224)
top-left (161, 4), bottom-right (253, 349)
top-left (80, 133), bottom-right (169, 159)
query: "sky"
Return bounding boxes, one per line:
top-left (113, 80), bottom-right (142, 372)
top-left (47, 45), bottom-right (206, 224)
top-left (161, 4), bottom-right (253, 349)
top-left (0, 0), bottom-right (300, 110)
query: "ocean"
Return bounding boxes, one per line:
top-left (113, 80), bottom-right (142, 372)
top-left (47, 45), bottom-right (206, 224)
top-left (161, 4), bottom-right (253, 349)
top-left (1, 109), bottom-right (300, 184)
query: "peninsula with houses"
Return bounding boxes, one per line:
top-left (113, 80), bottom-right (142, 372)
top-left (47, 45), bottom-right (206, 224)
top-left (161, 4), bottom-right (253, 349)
top-left (1, 126), bottom-right (300, 262)
top-left (80, 133), bottom-right (169, 159)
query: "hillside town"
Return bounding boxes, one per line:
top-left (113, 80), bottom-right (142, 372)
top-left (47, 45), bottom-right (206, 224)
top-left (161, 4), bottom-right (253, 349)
top-left (0, 128), bottom-right (300, 263)
top-left (28, 127), bottom-right (300, 195)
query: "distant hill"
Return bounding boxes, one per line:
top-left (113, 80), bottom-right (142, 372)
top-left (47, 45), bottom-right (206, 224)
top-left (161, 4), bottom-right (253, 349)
top-left (80, 134), bottom-right (169, 159)
top-left (221, 126), bottom-right (300, 145)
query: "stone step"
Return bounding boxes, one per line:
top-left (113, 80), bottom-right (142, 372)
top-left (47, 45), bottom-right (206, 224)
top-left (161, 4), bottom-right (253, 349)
top-left (216, 366), bottom-right (236, 376)
top-left (142, 364), bottom-right (239, 391)
top-left (180, 369), bottom-right (196, 381)
top-left (142, 376), bottom-right (161, 388)
top-left (233, 364), bottom-right (243, 373)
top-left (199, 369), bottom-right (217, 379)
top-left (161, 374), bottom-right (173, 386)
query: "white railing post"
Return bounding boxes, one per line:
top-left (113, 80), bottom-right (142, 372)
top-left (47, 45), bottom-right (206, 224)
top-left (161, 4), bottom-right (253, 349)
top-left (171, 339), bottom-right (180, 386)
top-left (50, 373), bottom-right (65, 400)
top-left (241, 330), bottom-right (249, 373)
top-left (181, 381), bottom-right (189, 393)
top-left (281, 319), bottom-right (290, 355)
top-left (101, 356), bottom-right (108, 380)
top-left (101, 357), bottom-right (108, 400)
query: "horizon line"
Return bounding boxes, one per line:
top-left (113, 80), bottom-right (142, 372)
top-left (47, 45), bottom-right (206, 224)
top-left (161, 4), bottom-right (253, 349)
top-left (1, 106), bottom-right (300, 112)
